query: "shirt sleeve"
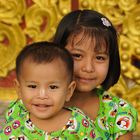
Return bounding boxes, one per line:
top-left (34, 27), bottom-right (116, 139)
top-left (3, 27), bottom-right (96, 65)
top-left (113, 97), bottom-right (138, 136)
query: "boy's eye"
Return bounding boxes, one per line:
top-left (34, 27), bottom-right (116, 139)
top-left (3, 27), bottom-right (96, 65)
top-left (49, 85), bottom-right (58, 89)
top-left (27, 85), bottom-right (37, 88)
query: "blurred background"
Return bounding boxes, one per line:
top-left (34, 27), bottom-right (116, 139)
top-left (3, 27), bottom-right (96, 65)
top-left (0, 0), bottom-right (140, 138)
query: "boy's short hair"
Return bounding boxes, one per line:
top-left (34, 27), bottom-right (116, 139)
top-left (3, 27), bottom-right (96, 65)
top-left (16, 41), bottom-right (74, 81)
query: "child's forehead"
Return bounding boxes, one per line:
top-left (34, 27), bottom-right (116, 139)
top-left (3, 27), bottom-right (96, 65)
top-left (67, 31), bottom-right (108, 52)
top-left (68, 32), bottom-right (94, 46)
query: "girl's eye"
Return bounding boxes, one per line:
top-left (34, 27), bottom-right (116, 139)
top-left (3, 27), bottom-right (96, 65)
top-left (49, 85), bottom-right (58, 89)
top-left (72, 53), bottom-right (82, 59)
top-left (27, 85), bottom-right (37, 88)
top-left (96, 56), bottom-right (106, 61)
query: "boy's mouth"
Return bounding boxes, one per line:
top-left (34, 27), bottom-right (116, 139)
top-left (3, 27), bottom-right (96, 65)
top-left (35, 104), bottom-right (50, 107)
top-left (33, 104), bottom-right (52, 111)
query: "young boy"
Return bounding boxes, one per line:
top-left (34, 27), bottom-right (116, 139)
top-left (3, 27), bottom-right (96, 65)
top-left (0, 42), bottom-right (102, 139)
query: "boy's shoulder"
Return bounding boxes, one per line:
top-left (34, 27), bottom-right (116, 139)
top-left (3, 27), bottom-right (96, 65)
top-left (4, 100), bottom-right (27, 123)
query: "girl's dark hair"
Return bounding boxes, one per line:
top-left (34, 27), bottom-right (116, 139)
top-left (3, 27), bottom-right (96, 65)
top-left (53, 10), bottom-right (120, 90)
top-left (16, 41), bottom-right (74, 81)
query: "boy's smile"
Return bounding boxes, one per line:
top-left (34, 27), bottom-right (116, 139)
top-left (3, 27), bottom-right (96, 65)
top-left (32, 102), bottom-right (53, 112)
top-left (15, 58), bottom-right (76, 122)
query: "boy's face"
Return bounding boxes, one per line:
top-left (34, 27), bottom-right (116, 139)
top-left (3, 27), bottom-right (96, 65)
top-left (15, 58), bottom-right (76, 121)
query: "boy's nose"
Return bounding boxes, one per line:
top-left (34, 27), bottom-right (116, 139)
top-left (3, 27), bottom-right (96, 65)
top-left (39, 88), bottom-right (48, 98)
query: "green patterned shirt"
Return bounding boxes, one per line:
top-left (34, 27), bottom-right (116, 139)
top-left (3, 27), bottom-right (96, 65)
top-left (94, 88), bottom-right (138, 139)
top-left (0, 100), bottom-right (103, 140)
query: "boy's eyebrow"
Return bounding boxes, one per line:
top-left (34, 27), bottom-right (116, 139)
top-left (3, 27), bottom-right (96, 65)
top-left (24, 80), bottom-right (61, 84)
top-left (24, 81), bottom-right (37, 83)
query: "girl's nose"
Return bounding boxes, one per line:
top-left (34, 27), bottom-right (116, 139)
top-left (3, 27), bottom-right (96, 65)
top-left (82, 58), bottom-right (94, 73)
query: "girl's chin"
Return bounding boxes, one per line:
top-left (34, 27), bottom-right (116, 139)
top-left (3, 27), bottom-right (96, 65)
top-left (75, 86), bottom-right (96, 93)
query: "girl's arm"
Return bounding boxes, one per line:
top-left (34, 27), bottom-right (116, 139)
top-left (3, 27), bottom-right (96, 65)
top-left (119, 132), bottom-right (133, 140)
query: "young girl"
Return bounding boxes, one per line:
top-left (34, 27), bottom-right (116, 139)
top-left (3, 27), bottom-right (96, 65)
top-left (53, 10), bottom-right (138, 140)
top-left (0, 42), bottom-right (102, 139)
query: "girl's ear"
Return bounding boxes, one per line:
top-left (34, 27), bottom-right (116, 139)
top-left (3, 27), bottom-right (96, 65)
top-left (65, 81), bottom-right (76, 102)
top-left (14, 79), bottom-right (21, 99)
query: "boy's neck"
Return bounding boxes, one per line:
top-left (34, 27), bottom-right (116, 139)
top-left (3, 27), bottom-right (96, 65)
top-left (29, 108), bottom-right (71, 133)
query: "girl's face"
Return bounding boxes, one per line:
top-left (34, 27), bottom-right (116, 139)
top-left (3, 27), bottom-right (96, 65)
top-left (66, 33), bottom-right (109, 93)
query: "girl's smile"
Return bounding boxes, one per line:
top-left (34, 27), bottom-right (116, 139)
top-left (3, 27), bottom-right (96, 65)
top-left (66, 33), bottom-right (109, 92)
top-left (76, 76), bottom-right (97, 83)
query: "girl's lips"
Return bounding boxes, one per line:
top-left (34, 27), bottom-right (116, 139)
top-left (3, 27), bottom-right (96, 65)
top-left (77, 77), bottom-right (96, 83)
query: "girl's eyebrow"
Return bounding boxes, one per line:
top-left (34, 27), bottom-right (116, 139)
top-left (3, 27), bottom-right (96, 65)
top-left (95, 49), bottom-right (108, 53)
top-left (96, 52), bottom-right (108, 54)
top-left (71, 47), bottom-right (85, 53)
top-left (95, 51), bottom-right (109, 55)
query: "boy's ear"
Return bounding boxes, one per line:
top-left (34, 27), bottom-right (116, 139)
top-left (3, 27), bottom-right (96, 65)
top-left (14, 79), bottom-right (21, 99)
top-left (65, 81), bottom-right (76, 102)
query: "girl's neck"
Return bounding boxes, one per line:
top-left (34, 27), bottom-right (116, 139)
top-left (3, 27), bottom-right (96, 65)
top-left (65, 88), bottom-right (100, 120)
top-left (72, 88), bottom-right (97, 99)
top-left (65, 88), bottom-right (98, 107)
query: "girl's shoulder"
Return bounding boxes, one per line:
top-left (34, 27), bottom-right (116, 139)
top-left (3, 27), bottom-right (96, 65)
top-left (96, 88), bottom-right (138, 137)
top-left (67, 106), bottom-right (93, 124)
top-left (98, 88), bottom-right (138, 116)
top-left (66, 106), bottom-right (103, 139)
